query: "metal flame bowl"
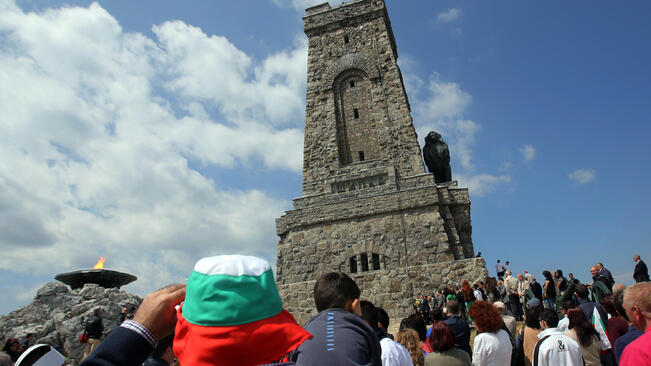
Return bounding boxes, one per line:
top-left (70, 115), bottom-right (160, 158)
top-left (55, 269), bottom-right (137, 289)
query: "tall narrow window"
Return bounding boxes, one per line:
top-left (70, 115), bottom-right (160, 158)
top-left (349, 257), bottom-right (358, 273)
top-left (360, 253), bottom-right (369, 272)
top-left (334, 71), bottom-right (380, 166)
top-left (358, 151), bottom-right (365, 161)
top-left (344, 35), bottom-right (349, 43)
top-left (372, 253), bottom-right (380, 270)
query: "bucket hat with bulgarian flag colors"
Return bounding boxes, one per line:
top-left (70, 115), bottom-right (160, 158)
top-left (174, 255), bottom-right (312, 365)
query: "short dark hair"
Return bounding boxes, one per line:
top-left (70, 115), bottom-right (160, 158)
top-left (524, 306), bottom-right (541, 329)
top-left (313, 272), bottom-right (361, 312)
top-left (151, 332), bottom-right (173, 359)
top-left (360, 301), bottom-right (378, 330)
top-left (399, 318), bottom-right (410, 331)
top-left (561, 301), bottom-right (576, 312)
top-left (540, 309), bottom-right (559, 327)
top-left (575, 284), bottom-right (589, 299)
top-left (599, 294), bottom-right (617, 317)
top-left (377, 307), bottom-right (390, 330)
top-left (401, 313), bottom-right (427, 341)
top-left (431, 308), bottom-right (444, 322)
top-left (429, 322), bottom-right (456, 352)
top-left (446, 300), bottom-right (459, 315)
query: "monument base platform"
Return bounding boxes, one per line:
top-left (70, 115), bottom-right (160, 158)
top-left (279, 257), bottom-right (488, 325)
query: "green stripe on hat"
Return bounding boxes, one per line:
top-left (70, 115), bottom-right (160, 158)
top-left (183, 256), bottom-right (283, 326)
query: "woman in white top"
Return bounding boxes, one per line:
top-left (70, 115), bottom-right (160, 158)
top-left (468, 301), bottom-right (512, 366)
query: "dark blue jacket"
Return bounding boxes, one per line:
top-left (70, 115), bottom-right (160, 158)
top-left (442, 315), bottom-right (472, 356)
top-left (578, 298), bottom-right (608, 330)
top-left (614, 325), bottom-right (644, 362)
top-left (142, 357), bottom-right (169, 366)
top-left (80, 326), bottom-right (153, 366)
top-left (80, 326), bottom-right (299, 366)
top-left (634, 260), bottom-right (649, 282)
top-left (292, 308), bottom-right (381, 366)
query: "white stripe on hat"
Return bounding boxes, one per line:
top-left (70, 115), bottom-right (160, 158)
top-left (194, 255), bottom-right (270, 276)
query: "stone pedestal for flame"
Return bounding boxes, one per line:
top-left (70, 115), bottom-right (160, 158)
top-left (0, 282), bottom-right (141, 365)
top-left (55, 269), bottom-right (137, 289)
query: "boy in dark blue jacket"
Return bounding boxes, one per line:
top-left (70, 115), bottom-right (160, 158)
top-left (291, 272), bottom-right (382, 366)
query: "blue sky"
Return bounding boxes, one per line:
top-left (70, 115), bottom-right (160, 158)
top-left (1, 0), bottom-right (650, 314)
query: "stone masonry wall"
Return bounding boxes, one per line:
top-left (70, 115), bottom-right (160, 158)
top-left (301, 0), bottom-right (423, 196)
top-left (280, 258), bottom-right (489, 325)
top-left (277, 201), bottom-right (455, 285)
top-left (276, 178), bottom-right (475, 286)
top-left (277, 0), bottom-right (485, 323)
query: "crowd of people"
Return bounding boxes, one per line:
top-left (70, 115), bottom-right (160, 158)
top-left (0, 254), bottom-right (649, 366)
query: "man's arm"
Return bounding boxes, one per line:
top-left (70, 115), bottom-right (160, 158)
top-left (80, 284), bottom-right (185, 366)
top-left (79, 325), bottom-right (154, 366)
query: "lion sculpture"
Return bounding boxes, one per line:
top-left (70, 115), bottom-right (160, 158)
top-left (423, 131), bottom-right (452, 184)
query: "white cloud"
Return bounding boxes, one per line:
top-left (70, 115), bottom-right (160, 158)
top-left (568, 169), bottom-right (596, 185)
top-left (412, 74), bottom-right (476, 171)
top-left (437, 8), bottom-right (461, 23)
top-left (154, 22), bottom-right (308, 126)
top-left (0, 0), bottom-right (307, 305)
top-left (520, 144), bottom-right (536, 162)
top-left (416, 74), bottom-right (472, 120)
top-left (408, 72), bottom-right (511, 197)
top-left (9, 284), bottom-right (43, 303)
top-left (457, 174), bottom-right (511, 197)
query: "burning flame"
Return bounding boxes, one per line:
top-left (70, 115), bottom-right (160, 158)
top-left (93, 256), bottom-right (106, 269)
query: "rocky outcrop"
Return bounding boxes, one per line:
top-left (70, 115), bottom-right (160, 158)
top-left (0, 282), bottom-right (141, 365)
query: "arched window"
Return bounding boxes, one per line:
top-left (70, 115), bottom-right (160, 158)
top-left (333, 69), bottom-right (380, 166)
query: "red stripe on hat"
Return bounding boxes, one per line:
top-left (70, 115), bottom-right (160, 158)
top-left (174, 306), bottom-right (312, 366)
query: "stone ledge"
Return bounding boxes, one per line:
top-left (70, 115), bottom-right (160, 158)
top-left (295, 172), bottom-right (469, 210)
top-left (304, 0), bottom-right (383, 33)
top-left (276, 185), bottom-right (442, 235)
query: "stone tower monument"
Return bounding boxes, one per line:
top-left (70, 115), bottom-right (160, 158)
top-left (276, 0), bottom-right (487, 323)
